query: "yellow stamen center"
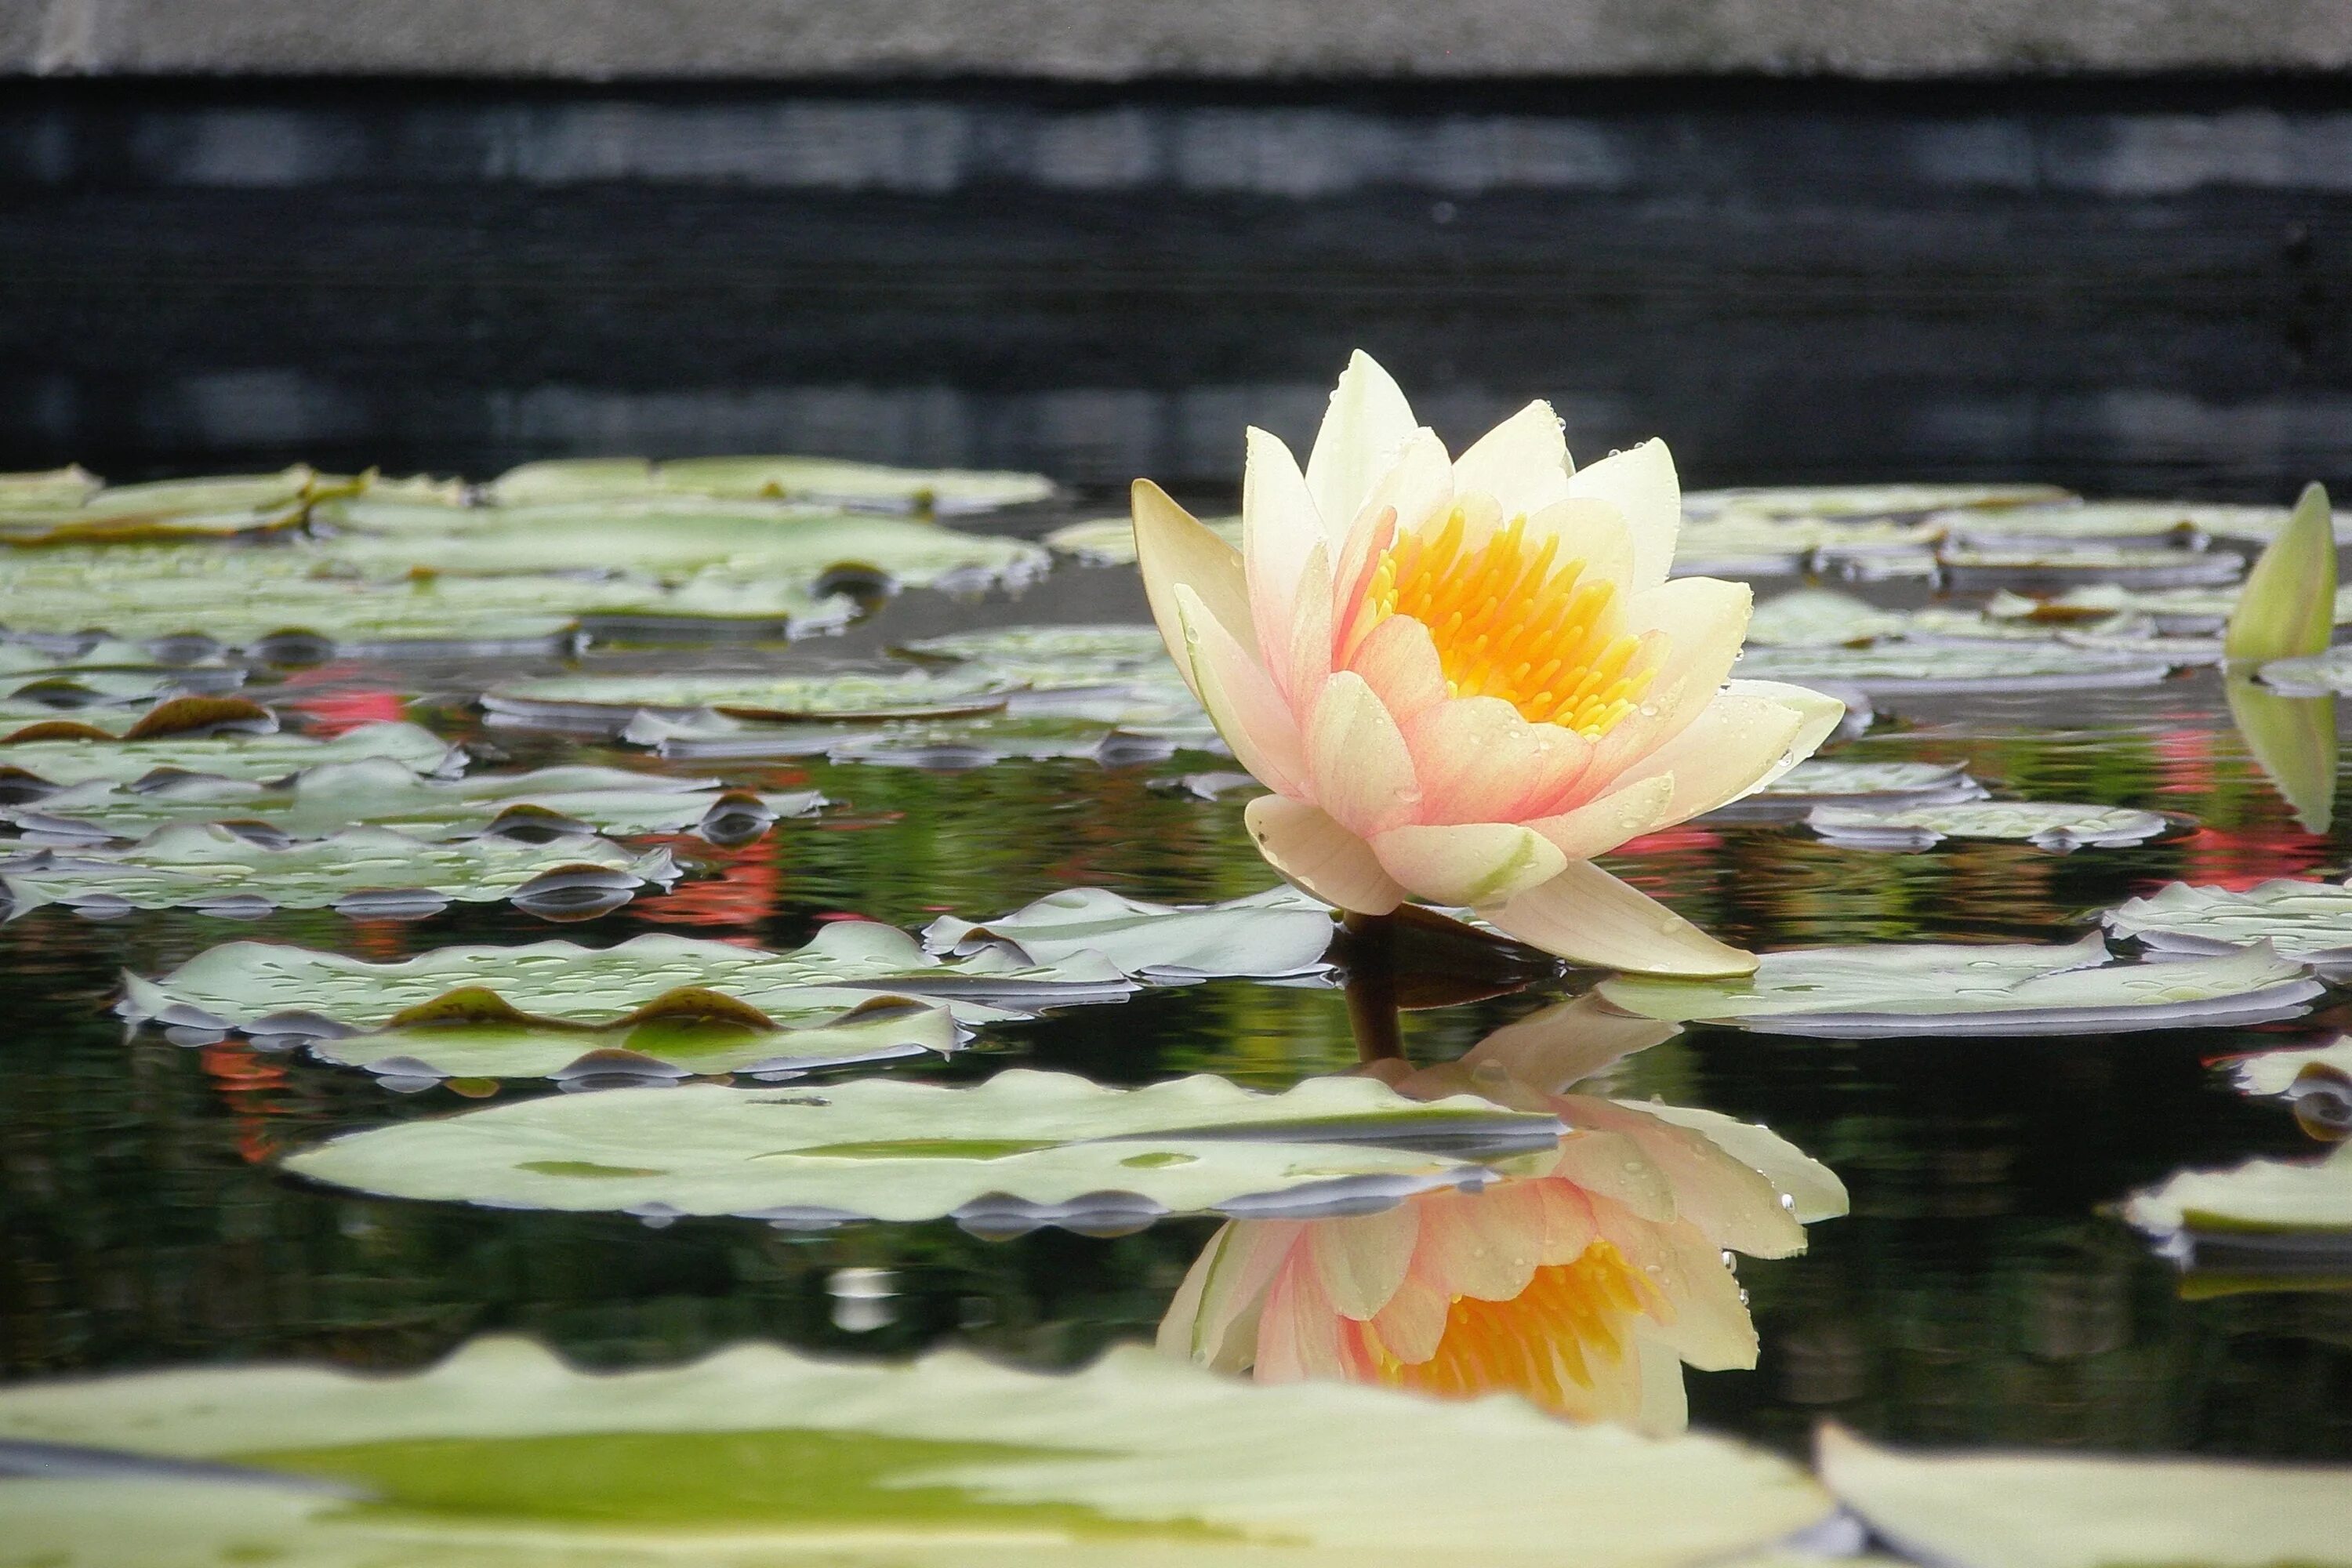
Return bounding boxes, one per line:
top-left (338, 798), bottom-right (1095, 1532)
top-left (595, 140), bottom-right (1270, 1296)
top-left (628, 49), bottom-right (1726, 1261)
top-left (1358, 504), bottom-right (1656, 737)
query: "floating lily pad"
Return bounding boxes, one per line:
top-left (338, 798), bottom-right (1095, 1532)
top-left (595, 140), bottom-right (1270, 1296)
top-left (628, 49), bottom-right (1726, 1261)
top-left (1044, 514), bottom-right (1243, 565)
top-left (924, 887), bottom-right (1334, 981)
top-left (1685, 484), bottom-right (2072, 521)
top-left (1596, 935), bottom-right (2320, 1037)
top-left (1735, 643), bottom-right (2175, 695)
top-left (3, 758), bottom-right (821, 847)
top-left (311, 990), bottom-right (958, 1085)
top-left (2, 824), bottom-right (676, 920)
top-left (283, 1071), bottom-right (1568, 1225)
top-left (1938, 498), bottom-right (2314, 549)
top-left (2103, 878), bottom-right (2352, 976)
top-left (485, 455), bottom-right (1054, 514)
top-left (1935, 543), bottom-right (2244, 591)
top-left (2256, 644), bottom-right (2352, 695)
top-left (2008, 581), bottom-right (2352, 636)
top-left (123, 924), bottom-right (1136, 1037)
top-left (0, 1336), bottom-right (1830, 1568)
top-left (1806, 800), bottom-right (2175, 852)
top-left (1742, 590), bottom-right (1910, 648)
top-left (0, 466), bottom-right (334, 544)
top-left (1816, 1423), bottom-right (2350, 1568)
top-left (484, 667), bottom-right (1014, 729)
top-left (898, 623), bottom-right (1178, 688)
top-left (0, 719), bottom-right (460, 795)
top-left (0, 464), bottom-right (100, 510)
top-left (1697, 760), bottom-right (1987, 827)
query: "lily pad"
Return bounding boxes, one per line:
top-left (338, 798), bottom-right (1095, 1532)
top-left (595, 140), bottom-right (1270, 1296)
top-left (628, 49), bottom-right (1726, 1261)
top-left (122, 924), bottom-right (1137, 1036)
top-left (924, 887), bottom-right (1334, 981)
top-left (1595, 935), bottom-right (2321, 1036)
top-left (1742, 590), bottom-right (1910, 648)
top-left (2256, 644), bottom-right (2352, 695)
top-left (2008, 581), bottom-right (2352, 636)
top-left (0, 720), bottom-right (460, 794)
top-left (1935, 543), bottom-right (2244, 591)
top-left (1939, 498), bottom-right (2316, 549)
top-left (1045, 514), bottom-right (1243, 565)
top-left (1697, 760), bottom-right (1987, 825)
top-left (0, 464), bottom-right (100, 510)
top-left (2124, 1142), bottom-right (2352, 1239)
top-left (2232, 1036), bottom-right (2352, 1098)
top-left (282, 1071), bottom-right (1568, 1225)
top-left (0, 1336), bottom-right (1831, 1568)
top-left (898, 622), bottom-right (1177, 684)
top-left (1735, 643), bottom-right (2175, 695)
top-left (2, 824), bottom-right (676, 920)
top-left (0, 466), bottom-right (333, 544)
top-left (2103, 878), bottom-right (2352, 976)
top-left (1684, 484), bottom-right (2072, 521)
top-left (484, 667), bottom-right (1014, 728)
top-left (2, 759), bottom-right (821, 847)
top-left (1805, 800), bottom-right (2175, 852)
top-left (485, 455), bottom-right (1054, 514)
top-left (1816, 1423), bottom-right (2350, 1568)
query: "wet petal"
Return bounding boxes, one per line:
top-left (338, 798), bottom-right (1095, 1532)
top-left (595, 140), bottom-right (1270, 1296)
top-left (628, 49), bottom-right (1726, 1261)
top-left (1306, 671), bottom-right (1421, 837)
top-left (1305, 350), bottom-right (1420, 546)
top-left (1525, 774), bottom-right (1677, 859)
top-left (1619, 692), bottom-right (1808, 828)
top-left (1487, 859), bottom-right (1757, 976)
top-left (1370, 822), bottom-right (1567, 907)
top-left (1565, 1098), bottom-right (1809, 1259)
top-left (1721, 678), bottom-right (1847, 789)
top-left (1346, 613), bottom-right (1452, 728)
top-left (1243, 427), bottom-right (1327, 679)
top-left (1175, 584), bottom-right (1308, 797)
top-left (1367, 1261), bottom-right (1452, 1365)
top-left (1412, 1181), bottom-right (1550, 1302)
top-left (1453, 399), bottom-right (1571, 521)
top-left (1243, 795), bottom-right (1404, 915)
top-left (1403, 696), bottom-right (1595, 824)
top-left (1308, 1203), bottom-right (1421, 1320)
top-left (1567, 439), bottom-right (1682, 594)
top-left (1134, 479), bottom-right (1253, 703)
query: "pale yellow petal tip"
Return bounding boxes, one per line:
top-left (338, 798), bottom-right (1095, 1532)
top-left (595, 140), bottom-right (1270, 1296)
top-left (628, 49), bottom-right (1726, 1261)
top-left (2225, 480), bottom-right (2336, 666)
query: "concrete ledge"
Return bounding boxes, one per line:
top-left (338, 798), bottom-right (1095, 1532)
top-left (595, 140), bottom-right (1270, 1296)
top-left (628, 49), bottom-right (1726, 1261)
top-left (13, 0), bottom-right (2352, 80)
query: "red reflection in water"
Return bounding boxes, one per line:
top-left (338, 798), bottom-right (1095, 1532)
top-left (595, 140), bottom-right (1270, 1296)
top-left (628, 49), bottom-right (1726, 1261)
top-left (1617, 826), bottom-right (1725, 857)
top-left (198, 1040), bottom-right (293, 1165)
top-left (271, 664), bottom-right (408, 735)
top-left (632, 836), bottom-right (779, 937)
top-left (2164, 826), bottom-right (2333, 891)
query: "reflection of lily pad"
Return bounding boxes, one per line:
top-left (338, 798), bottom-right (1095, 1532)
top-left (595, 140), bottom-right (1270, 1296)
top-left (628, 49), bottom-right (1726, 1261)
top-left (313, 991), bottom-right (957, 1085)
top-left (0, 720), bottom-right (460, 793)
top-left (1806, 800), bottom-right (2174, 852)
top-left (1045, 514), bottom-right (1243, 565)
top-left (2123, 1142), bottom-right (2352, 1239)
top-left (0, 1336), bottom-right (1829, 1568)
top-left (2233, 1036), bottom-right (2352, 1098)
top-left (1596, 935), bottom-right (2319, 1036)
top-left (3, 758), bottom-right (821, 846)
top-left (1817, 1423), bottom-right (2349, 1568)
top-left (925, 887), bottom-right (1333, 980)
top-left (1698, 760), bottom-right (1987, 825)
top-left (1935, 543), bottom-right (2243, 591)
top-left (1686, 484), bottom-right (2071, 521)
top-left (284, 1071), bottom-right (1567, 1225)
top-left (2, 825), bottom-right (676, 920)
top-left (486, 455), bottom-right (1053, 514)
top-left (1736, 643), bottom-right (2174, 695)
top-left (2103, 879), bottom-right (2352, 975)
top-left (124, 924), bottom-right (1136, 1036)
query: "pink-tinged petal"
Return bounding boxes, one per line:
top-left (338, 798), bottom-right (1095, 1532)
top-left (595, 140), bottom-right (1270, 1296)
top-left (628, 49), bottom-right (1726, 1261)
top-left (1563, 1098), bottom-right (1809, 1259)
top-left (1255, 1248), bottom-right (1348, 1381)
top-left (1626, 1102), bottom-right (1850, 1225)
top-left (1722, 678), bottom-right (1846, 788)
top-left (1487, 859), bottom-right (1756, 976)
top-left (1586, 575), bottom-right (1754, 780)
top-left (1158, 1218), bottom-right (1304, 1370)
top-left (1283, 541), bottom-right (1335, 704)
top-left (1410, 1181), bottom-right (1548, 1301)
top-left (1632, 1332), bottom-right (1693, 1436)
top-left (1402, 696), bottom-right (1595, 824)
top-left (1174, 584), bottom-right (1308, 797)
top-left (1461, 995), bottom-right (1681, 1096)
top-left (1531, 1176), bottom-right (1601, 1263)
top-left (1332, 430), bottom-right (1451, 654)
top-left (1134, 479), bottom-right (1251, 705)
top-left (1370, 822), bottom-right (1566, 908)
top-left (1306, 1202), bottom-right (1420, 1320)
top-left (1243, 426), bottom-right (1324, 680)
top-left (1453, 399), bottom-right (1571, 520)
top-left (1548, 1127), bottom-right (1678, 1222)
top-left (1524, 773), bottom-right (1676, 859)
top-left (1243, 795), bottom-right (1405, 915)
top-left (1612, 692), bottom-right (1806, 828)
top-left (1305, 350), bottom-right (1419, 546)
top-left (1367, 1261), bottom-right (1451, 1365)
top-left (1305, 671), bottom-right (1421, 837)
top-left (1346, 614), bottom-right (1451, 728)
top-left (1568, 438), bottom-right (1682, 594)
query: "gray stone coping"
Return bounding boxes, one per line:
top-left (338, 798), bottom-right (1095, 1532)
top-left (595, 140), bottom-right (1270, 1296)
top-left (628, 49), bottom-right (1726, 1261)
top-left (11, 0), bottom-right (2352, 81)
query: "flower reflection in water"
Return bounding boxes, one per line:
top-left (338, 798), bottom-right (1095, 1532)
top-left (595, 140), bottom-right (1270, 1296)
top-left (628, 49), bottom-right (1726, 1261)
top-left (1160, 992), bottom-right (1845, 1432)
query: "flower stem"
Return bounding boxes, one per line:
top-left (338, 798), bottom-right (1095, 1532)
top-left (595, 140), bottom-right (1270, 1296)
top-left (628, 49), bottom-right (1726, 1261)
top-left (1340, 910), bottom-right (1403, 1064)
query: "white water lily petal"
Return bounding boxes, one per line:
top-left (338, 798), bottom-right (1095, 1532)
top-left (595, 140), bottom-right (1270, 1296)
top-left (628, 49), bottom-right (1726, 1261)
top-left (1525, 775), bottom-right (1678, 859)
top-left (1305, 350), bottom-right (1421, 544)
top-left (1370, 822), bottom-right (1566, 907)
top-left (1307, 1202), bottom-right (1422, 1320)
top-left (1174, 583), bottom-right (1309, 797)
top-left (1243, 426), bottom-right (1326, 678)
top-left (1243, 794), bottom-right (1406, 914)
top-left (1451, 399), bottom-right (1571, 521)
top-left (1132, 478), bottom-right (1253, 704)
top-left (1567, 438), bottom-right (1682, 593)
top-left (1305, 671), bottom-right (1421, 838)
top-left (1488, 859), bottom-right (1758, 978)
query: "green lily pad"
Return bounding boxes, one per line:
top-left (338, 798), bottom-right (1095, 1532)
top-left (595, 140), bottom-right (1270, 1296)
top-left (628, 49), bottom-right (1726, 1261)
top-left (282, 1071), bottom-right (1569, 1225)
top-left (0, 464), bottom-right (100, 510)
top-left (1742, 590), bottom-right (1910, 648)
top-left (1735, 642), bottom-right (2175, 695)
top-left (1685, 484), bottom-right (2072, 521)
top-left (924, 887), bottom-right (1334, 981)
top-left (485, 455), bottom-right (1054, 514)
top-left (2008, 581), bottom-right (2352, 635)
top-left (122, 924), bottom-right (1136, 1037)
top-left (311, 990), bottom-right (958, 1085)
top-left (1697, 760), bottom-right (1987, 826)
top-left (2, 824), bottom-right (676, 920)
top-left (1936, 542), bottom-right (2244, 591)
top-left (2103, 878), bottom-right (2352, 976)
top-left (0, 720), bottom-right (460, 793)
top-left (1816, 1423), bottom-right (2350, 1568)
top-left (1044, 514), bottom-right (1243, 565)
top-left (2256, 643), bottom-right (2352, 695)
top-left (1596, 934), bottom-right (2320, 1036)
top-left (1806, 800), bottom-right (2175, 852)
top-left (3, 758), bottom-right (821, 847)
top-left (1940, 498), bottom-right (2318, 548)
top-left (898, 623), bottom-right (1177, 686)
top-left (484, 667), bottom-right (1014, 728)
top-left (0, 1336), bottom-right (1830, 1568)
top-left (0, 466), bottom-right (333, 544)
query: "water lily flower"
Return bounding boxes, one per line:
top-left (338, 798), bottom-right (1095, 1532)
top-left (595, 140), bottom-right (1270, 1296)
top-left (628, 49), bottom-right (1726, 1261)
top-left (1158, 998), bottom-right (1846, 1432)
top-left (1132, 352), bottom-right (1844, 975)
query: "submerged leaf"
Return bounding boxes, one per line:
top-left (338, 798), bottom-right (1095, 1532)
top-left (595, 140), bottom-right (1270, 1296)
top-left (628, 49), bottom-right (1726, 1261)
top-left (0, 1336), bottom-right (1829, 1567)
top-left (1596, 935), bottom-right (2319, 1036)
top-left (282, 1071), bottom-right (1567, 1225)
